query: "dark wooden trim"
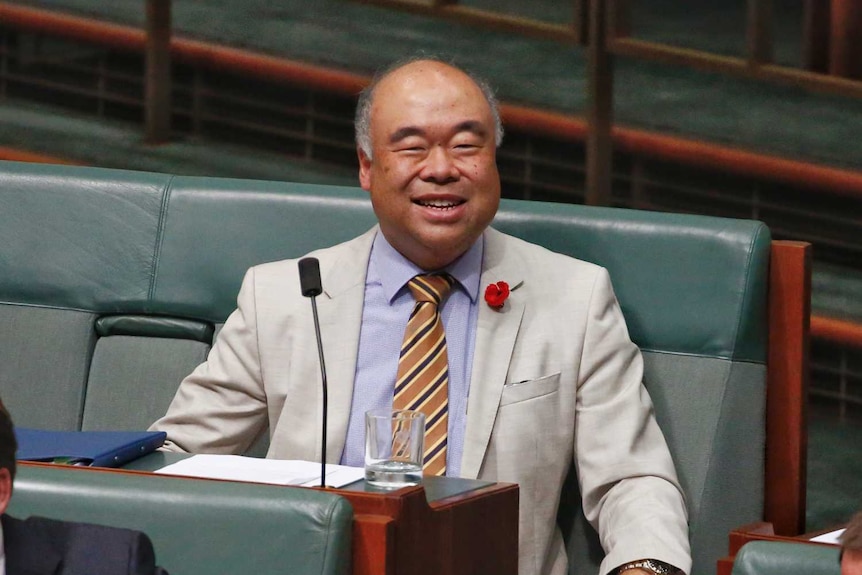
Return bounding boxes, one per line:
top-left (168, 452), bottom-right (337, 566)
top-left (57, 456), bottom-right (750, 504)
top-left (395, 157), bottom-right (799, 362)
top-left (144, 0), bottom-right (171, 144)
top-left (811, 315), bottom-right (862, 348)
top-left (765, 241), bottom-right (811, 536)
top-left (802, 0), bottom-right (830, 73)
top-left (573, 0), bottom-right (588, 46)
top-left (747, 0), bottom-right (774, 65)
top-left (585, 0), bottom-right (613, 206)
top-left (829, 0), bottom-right (862, 79)
top-left (0, 147), bottom-right (81, 165)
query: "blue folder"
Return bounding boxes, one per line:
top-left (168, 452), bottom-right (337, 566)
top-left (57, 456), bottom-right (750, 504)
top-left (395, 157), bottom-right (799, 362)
top-left (14, 428), bottom-right (167, 467)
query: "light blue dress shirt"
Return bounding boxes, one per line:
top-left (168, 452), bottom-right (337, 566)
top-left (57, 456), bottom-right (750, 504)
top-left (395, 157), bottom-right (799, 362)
top-left (340, 231), bottom-right (482, 477)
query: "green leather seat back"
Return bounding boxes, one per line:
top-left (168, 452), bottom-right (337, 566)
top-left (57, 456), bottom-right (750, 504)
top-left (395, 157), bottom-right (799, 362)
top-left (153, 177), bottom-right (377, 322)
top-left (8, 465), bottom-right (353, 575)
top-left (732, 541), bottom-right (840, 575)
top-left (0, 163), bottom-right (171, 430)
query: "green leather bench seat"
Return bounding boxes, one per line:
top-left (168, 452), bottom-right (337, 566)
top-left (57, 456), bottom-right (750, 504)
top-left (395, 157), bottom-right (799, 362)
top-left (732, 541), bottom-right (840, 575)
top-left (8, 464), bottom-right (353, 575)
top-left (0, 159), bottom-right (771, 574)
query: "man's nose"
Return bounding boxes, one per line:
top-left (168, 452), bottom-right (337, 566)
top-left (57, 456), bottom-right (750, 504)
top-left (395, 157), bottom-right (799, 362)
top-left (420, 146), bottom-right (459, 183)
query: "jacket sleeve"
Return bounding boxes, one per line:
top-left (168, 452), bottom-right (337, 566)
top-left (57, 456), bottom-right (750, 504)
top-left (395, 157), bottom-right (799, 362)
top-left (150, 267), bottom-right (269, 454)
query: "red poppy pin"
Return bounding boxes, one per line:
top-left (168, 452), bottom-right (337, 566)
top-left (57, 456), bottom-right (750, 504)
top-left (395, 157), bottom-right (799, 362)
top-left (484, 280), bottom-right (523, 310)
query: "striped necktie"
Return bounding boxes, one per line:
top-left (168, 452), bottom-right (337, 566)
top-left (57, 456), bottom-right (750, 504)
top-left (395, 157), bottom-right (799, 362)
top-left (393, 273), bottom-right (454, 476)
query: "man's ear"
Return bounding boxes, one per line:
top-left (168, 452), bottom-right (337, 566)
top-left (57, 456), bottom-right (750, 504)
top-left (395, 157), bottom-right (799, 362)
top-left (358, 148), bottom-right (373, 192)
top-left (0, 468), bottom-right (12, 515)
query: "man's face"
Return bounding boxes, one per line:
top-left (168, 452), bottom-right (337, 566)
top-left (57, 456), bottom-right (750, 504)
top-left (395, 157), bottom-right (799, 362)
top-left (358, 60), bottom-right (501, 271)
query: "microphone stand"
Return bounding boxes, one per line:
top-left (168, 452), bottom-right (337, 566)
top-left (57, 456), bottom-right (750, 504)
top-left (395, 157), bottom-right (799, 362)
top-left (309, 294), bottom-right (328, 488)
top-left (298, 257), bottom-right (328, 489)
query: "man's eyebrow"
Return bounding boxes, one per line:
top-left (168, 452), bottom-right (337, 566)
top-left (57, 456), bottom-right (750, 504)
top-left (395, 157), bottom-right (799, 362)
top-left (389, 126), bottom-right (424, 145)
top-left (454, 120), bottom-right (488, 137)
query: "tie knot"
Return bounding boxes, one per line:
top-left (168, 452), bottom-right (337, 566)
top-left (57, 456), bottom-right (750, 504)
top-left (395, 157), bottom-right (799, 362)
top-left (407, 274), bottom-right (454, 305)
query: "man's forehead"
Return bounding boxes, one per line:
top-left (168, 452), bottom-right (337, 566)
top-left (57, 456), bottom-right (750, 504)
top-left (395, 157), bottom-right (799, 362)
top-left (376, 61), bottom-right (480, 99)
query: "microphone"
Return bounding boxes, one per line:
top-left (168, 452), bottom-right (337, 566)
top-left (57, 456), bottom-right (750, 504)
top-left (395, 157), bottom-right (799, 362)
top-left (298, 257), bottom-right (328, 488)
top-left (299, 257), bottom-right (323, 297)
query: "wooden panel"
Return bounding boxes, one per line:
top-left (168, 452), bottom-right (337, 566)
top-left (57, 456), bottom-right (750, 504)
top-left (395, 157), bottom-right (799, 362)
top-left (145, 0), bottom-right (171, 144)
top-left (338, 482), bottom-right (519, 575)
top-left (802, 0), bottom-right (830, 73)
top-left (586, 0), bottom-right (613, 206)
top-left (747, 0), bottom-right (774, 65)
top-left (765, 241), bottom-right (811, 536)
top-left (829, 0), bottom-right (862, 79)
top-left (353, 514), bottom-right (396, 575)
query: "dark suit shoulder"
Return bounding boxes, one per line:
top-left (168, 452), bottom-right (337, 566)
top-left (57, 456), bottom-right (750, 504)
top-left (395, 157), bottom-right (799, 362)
top-left (3, 515), bottom-right (164, 575)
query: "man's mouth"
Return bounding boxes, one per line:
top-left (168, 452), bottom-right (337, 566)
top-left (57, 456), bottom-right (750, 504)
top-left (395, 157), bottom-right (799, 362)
top-left (414, 198), bottom-right (465, 210)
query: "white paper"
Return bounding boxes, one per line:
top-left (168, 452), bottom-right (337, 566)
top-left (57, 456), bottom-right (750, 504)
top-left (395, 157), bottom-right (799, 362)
top-left (154, 454), bottom-right (365, 488)
top-left (810, 528), bottom-right (845, 545)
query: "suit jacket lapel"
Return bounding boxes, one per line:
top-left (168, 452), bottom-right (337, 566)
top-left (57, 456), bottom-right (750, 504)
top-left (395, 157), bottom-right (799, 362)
top-left (316, 227), bottom-right (376, 462)
top-left (460, 229), bottom-right (525, 479)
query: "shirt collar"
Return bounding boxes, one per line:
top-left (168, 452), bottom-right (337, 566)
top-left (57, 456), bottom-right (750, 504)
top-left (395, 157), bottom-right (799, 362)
top-left (369, 231), bottom-right (484, 304)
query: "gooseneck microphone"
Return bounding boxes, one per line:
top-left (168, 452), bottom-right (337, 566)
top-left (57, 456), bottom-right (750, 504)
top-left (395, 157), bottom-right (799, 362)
top-left (298, 257), bottom-right (328, 488)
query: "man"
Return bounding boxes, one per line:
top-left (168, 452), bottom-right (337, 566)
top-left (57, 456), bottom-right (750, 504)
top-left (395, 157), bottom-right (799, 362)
top-left (842, 512), bottom-right (862, 575)
top-left (0, 400), bottom-right (166, 575)
top-left (152, 57), bottom-right (690, 575)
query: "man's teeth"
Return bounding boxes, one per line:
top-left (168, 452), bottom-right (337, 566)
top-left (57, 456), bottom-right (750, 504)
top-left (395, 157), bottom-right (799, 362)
top-left (418, 199), bottom-right (459, 208)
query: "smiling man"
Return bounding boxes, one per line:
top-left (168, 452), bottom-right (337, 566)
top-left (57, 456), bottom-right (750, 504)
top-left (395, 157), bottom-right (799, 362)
top-left (152, 58), bottom-right (691, 575)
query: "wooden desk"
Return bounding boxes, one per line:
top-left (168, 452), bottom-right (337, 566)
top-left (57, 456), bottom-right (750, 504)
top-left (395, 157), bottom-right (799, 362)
top-left (717, 522), bottom-right (840, 575)
top-left (338, 480), bottom-right (518, 575)
top-left (127, 452), bottom-right (519, 575)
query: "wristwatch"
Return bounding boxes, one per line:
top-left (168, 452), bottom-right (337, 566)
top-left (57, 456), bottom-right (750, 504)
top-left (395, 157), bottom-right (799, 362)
top-left (616, 559), bottom-right (679, 575)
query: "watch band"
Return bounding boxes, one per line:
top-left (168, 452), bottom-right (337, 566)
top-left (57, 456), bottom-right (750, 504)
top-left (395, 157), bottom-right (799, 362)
top-left (616, 558), bottom-right (679, 575)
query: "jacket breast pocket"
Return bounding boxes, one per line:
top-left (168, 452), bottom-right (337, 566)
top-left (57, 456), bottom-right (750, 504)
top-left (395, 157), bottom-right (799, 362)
top-left (499, 373), bottom-right (560, 407)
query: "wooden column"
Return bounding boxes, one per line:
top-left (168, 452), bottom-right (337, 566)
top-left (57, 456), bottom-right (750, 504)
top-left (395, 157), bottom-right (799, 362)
top-left (764, 240), bottom-right (811, 536)
top-left (145, 0), bottom-right (172, 144)
top-left (802, 0), bottom-right (830, 73)
top-left (747, 0), bottom-right (774, 66)
top-left (829, 0), bottom-right (862, 79)
top-left (585, 0), bottom-right (614, 206)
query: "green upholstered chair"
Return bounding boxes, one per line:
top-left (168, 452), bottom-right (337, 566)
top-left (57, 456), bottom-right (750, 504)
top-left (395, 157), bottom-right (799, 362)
top-left (732, 541), bottom-right (840, 575)
top-left (8, 464), bottom-right (353, 575)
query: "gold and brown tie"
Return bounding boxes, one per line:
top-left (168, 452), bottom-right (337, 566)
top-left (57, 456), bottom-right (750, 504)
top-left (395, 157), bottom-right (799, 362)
top-left (393, 273), bottom-right (455, 476)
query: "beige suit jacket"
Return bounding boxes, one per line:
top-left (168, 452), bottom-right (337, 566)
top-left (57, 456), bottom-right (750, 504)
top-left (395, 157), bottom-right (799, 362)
top-left (153, 226), bottom-right (691, 575)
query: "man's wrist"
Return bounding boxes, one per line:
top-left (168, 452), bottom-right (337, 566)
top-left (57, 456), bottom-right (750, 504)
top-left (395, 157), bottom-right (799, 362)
top-left (614, 558), bottom-right (682, 575)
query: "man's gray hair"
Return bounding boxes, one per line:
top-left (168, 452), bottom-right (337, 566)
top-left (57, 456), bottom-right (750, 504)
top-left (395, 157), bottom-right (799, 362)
top-left (355, 56), bottom-right (504, 160)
